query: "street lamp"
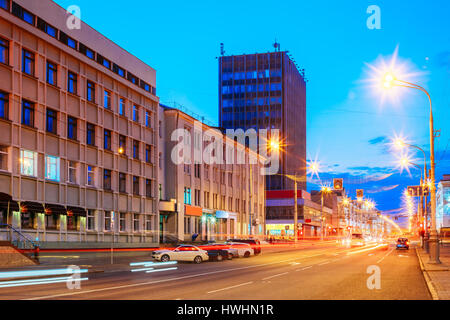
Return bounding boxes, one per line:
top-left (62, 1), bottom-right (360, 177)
top-left (383, 73), bottom-right (440, 264)
top-left (320, 186), bottom-right (332, 240)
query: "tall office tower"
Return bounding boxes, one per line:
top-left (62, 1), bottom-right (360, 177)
top-left (219, 50), bottom-right (306, 191)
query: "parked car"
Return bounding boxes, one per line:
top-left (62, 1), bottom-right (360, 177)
top-left (198, 245), bottom-right (232, 261)
top-left (151, 245), bottom-right (209, 263)
top-left (225, 242), bottom-right (255, 258)
top-left (396, 238), bottom-right (409, 250)
top-left (227, 238), bottom-right (262, 255)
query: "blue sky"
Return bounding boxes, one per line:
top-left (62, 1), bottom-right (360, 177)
top-left (54, 0), bottom-right (450, 224)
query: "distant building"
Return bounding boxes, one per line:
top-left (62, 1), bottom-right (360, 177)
top-left (437, 174), bottom-right (450, 229)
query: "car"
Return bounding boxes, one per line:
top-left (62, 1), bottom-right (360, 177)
top-left (208, 243), bottom-right (239, 258)
top-left (341, 233), bottom-right (365, 247)
top-left (396, 238), bottom-right (409, 250)
top-left (227, 238), bottom-right (262, 255)
top-left (225, 242), bottom-right (255, 258)
top-left (198, 245), bottom-right (232, 261)
top-left (151, 245), bottom-right (209, 263)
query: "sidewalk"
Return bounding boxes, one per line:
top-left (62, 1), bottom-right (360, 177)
top-left (416, 245), bottom-right (450, 300)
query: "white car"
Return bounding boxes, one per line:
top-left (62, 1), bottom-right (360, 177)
top-left (152, 245), bottom-right (209, 264)
top-left (225, 242), bottom-right (254, 258)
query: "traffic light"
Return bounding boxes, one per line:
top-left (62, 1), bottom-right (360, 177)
top-left (333, 178), bottom-right (343, 190)
top-left (423, 185), bottom-right (429, 196)
top-left (356, 189), bottom-right (364, 199)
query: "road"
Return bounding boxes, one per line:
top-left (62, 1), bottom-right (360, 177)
top-left (0, 242), bottom-right (431, 300)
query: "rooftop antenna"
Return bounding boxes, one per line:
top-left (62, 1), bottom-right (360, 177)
top-left (220, 43), bottom-right (225, 56)
top-left (273, 39), bottom-right (280, 52)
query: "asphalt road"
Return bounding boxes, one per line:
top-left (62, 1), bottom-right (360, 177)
top-left (0, 242), bottom-right (431, 300)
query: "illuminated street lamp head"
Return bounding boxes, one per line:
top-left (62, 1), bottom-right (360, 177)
top-left (118, 146), bottom-right (124, 154)
top-left (383, 72), bottom-right (396, 89)
top-left (269, 139), bottom-right (280, 151)
top-left (393, 137), bottom-right (406, 150)
top-left (342, 197), bottom-right (350, 206)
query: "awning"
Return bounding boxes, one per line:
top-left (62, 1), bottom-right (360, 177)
top-left (44, 203), bottom-right (67, 215)
top-left (185, 205), bottom-right (202, 217)
top-left (66, 206), bottom-right (87, 217)
top-left (0, 193), bottom-right (19, 212)
top-left (20, 201), bottom-right (44, 214)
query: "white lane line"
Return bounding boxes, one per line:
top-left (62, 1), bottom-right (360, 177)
top-left (368, 253), bottom-right (374, 256)
top-left (296, 266), bottom-right (312, 271)
top-left (377, 247), bottom-right (394, 264)
top-left (207, 281), bottom-right (253, 294)
top-left (262, 272), bottom-right (289, 281)
top-left (318, 261), bottom-right (330, 266)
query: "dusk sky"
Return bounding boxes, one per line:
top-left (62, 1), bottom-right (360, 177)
top-left (54, 0), bottom-right (450, 225)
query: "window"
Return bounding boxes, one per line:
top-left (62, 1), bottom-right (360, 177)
top-left (68, 71), bottom-right (77, 94)
top-left (68, 161), bottom-right (77, 184)
top-left (104, 211), bottom-right (111, 231)
top-left (0, 146), bottom-right (8, 171)
top-left (87, 166), bottom-right (95, 186)
top-left (119, 213), bottom-right (126, 232)
top-left (37, 18), bottom-right (57, 38)
top-left (194, 189), bottom-right (201, 206)
top-left (159, 153), bottom-right (162, 169)
top-left (236, 199), bottom-right (240, 212)
top-left (184, 217), bottom-right (190, 234)
top-left (133, 140), bottom-right (139, 159)
top-left (45, 214), bottom-right (58, 230)
top-left (184, 163), bottom-right (191, 175)
top-left (127, 72), bottom-right (138, 85)
top-left (119, 135), bottom-right (126, 155)
top-left (87, 81), bottom-right (95, 102)
top-left (213, 194), bottom-right (218, 209)
top-left (133, 105), bottom-right (139, 122)
top-left (119, 98), bottom-right (125, 116)
top-left (0, 0), bottom-right (10, 11)
top-left (12, 3), bottom-right (34, 25)
top-left (145, 111), bottom-right (151, 128)
top-left (46, 61), bottom-right (57, 86)
top-left (59, 32), bottom-right (76, 49)
top-left (204, 164), bottom-right (209, 180)
top-left (133, 214), bottom-right (140, 232)
top-left (145, 145), bottom-right (151, 163)
top-left (104, 129), bottom-right (111, 150)
top-left (133, 176), bottom-right (139, 195)
top-left (104, 90), bottom-right (111, 109)
top-left (79, 43), bottom-right (94, 60)
top-left (20, 150), bottom-right (37, 177)
top-left (204, 191), bottom-right (210, 208)
top-left (0, 38), bottom-right (8, 65)
top-left (113, 64), bottom-right (125, 78)
top-left (46, 109), bottom-right (57, 134)
top-left (86, 123), bottom-right (95, 146)
top-left (87, 210), bottom-right (95, 231)
top-left (184, 187), bottom-right (191, 205)
top-left (21, 100), bottom-right (34, 127)
top-left (0, 91), bottom-right (8, 119)
top-left (194, 164), bottom-right (201, 178)
top-left (97, 54), bottom-right (111, 69)
top-left (146, 179), bottom-right (152, 198)
top-left (45, 155), bottom-right (60, 181)
top-left (159, 184), bottom-right (162, 200)
top-left (22, 49), bottom-right (34, 76)
top-left (104, 169), bottom-right (112, 190)
top-left (119, 173), bottom-right (126, 193)
top-left (145, 215), bottom-right (153, 232)
top-left (67, 116), bottom-right (77, 140)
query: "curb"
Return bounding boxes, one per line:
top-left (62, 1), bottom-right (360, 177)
top-left (416, 248), bottom-right (440, 300)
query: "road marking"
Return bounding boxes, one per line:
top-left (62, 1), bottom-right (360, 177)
top-left (318, 261), bottom-right (330, 266)
top-left (296, 266), bottom-right (312, 271)
top-left (289, 262), bottom-right (301, 266)
top-left (368, 253), bottom-right (374, 256)
top-left (262, 272), bottom-right (289, 281)
top-left (377, 247), bottom-right (394, 264)
top-left (207, 281), bottom-right (253, 294)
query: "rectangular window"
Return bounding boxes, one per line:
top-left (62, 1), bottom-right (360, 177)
top-left (21, 100), bottom-right (34, 127)
top-left (194, 189), bottom-right (201, 206)
top-left (104, 90), bottom-right (111, 109)
top-left (133, 105), bottom-right (139, 122)
top-left (87, 210), bottom-right (95, 231)
top-left (145, 111), bottom-right (151, 128)
top-left (146, 179), bottom-right (152, 198)
top-left (45, 155), bottom-right (60, 181)
top-left (133, 140), bottom-right (139, 159)
top-left (0, 146), bottom-right (8, 171)
top-left (87, 81), bottom-right (95, 102)
top-left (22, 49), bottom-right (34, 76)
top-left (104, 211), bottom-right (111, 231)
top-left (0, 91), bottom-right (8, 119)
top-left (86, 123), bottom-right (95, 146)
top-left (133, 214), bottom-right (140, 232)
top-left (87, 166), bottom-right (95, 186)
top-left (104, 169), bottom-right (112, 190)
top-left (45, 214), bottom-right (58, 230)
top-left (12, 3), bottom-right (34, 25)
top-left (133, 176), bottom-right (139, 195)
top-left (145, 145), bottom-right (151, 163)
top-left (119, 135), bottom-right (126, 155)
top-left (0, 37), bottom-right (8, 65)
top-left (68, 160), bottom-right (77, 184)
top-left (38, 18), bottom-right (57, 38)
top-left (104, 129), bottom-right (111, 150)
top-left (97, 54), bottom-right (111, 69)
top-left (79, 43), bottom-right (94, 60)
top-left (119, 213), bottom-right (126, 232)
top-left (113, 64), bottom-right (125, 78)
top-left (0, 0), bottom-right (10, 11)
top-left (46, 109), bottom-right (57, 134)
top-left (67, 116), bottom-right (77, 140)
top-left (127, 72), bottom-right (138, 85)
top-left (119, 98), bottom-right (125, 116)
top-left (159, 184), bottom-right (162, 200)
top-left (119, 173), bottom-right (126, 193)
top-left (145, 215), bottom-right (152, 232)
top-left (68, 71), bottom-right (77, 94)
top-left (46, 61), bottom-right (57, 86)
top-left (184, 187), bottom-right (192, 205)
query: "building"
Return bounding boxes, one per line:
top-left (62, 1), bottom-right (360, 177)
top-left (218, 50), bottom-right (306, 191)
top-left (0, 0), bottom-right (159, 248)
top-left (158, 104), bottom-right (266, 242)
top-left (437, 174), bottom-right (450, 229)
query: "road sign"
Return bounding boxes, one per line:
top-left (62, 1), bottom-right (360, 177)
top-left (333, 178), bottom-right (343, 190)
top-left (407, 186), bottom-right (422, 197)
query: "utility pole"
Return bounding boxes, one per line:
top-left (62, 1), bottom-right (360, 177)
top-left (294, 175), bottom-right (298, 246)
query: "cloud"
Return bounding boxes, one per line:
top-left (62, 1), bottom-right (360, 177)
top-left (368, 136), bottom-right (388, 145)
top-left (365, 184), bottom-right (399, 194)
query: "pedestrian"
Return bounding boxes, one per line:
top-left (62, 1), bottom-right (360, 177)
top-left (192, 233), bottom-right (199, 242)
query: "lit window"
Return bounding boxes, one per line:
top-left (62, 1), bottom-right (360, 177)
top-left (20, 150), bottom-right (37, 177)
top-left (104, 211), bottom-right (111, 231)
top-left (45, 155), bottom-right (60, 181)
top-left (133, 214), bottom-right (140, 232)
top-left (87, 209), bottom-right (95, 231)
top-left (184, 187), bottom-right (191, 205)
top-left (68, 161), bottom-right (77, 184)
top-left (87, 165), bottom-right (95, 186)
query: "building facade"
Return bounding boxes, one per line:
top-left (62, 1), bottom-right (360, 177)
top-left (0, 0), bottom-right (159, 248)
top-left (159, 105), bottom-right (266, 243)
top-left (437, 174), bottom-right (450, 229)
